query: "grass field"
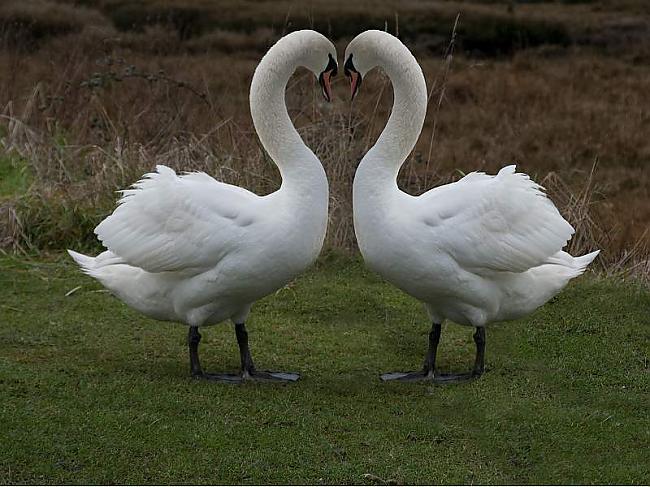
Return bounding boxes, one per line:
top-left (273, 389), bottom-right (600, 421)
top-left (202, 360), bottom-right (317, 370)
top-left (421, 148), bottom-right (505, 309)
top-left (1, 254), bottom-right (648, 484)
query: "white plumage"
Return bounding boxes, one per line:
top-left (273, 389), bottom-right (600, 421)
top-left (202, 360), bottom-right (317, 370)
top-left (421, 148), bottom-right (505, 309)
top-left (422, 166), bottom-right (574, 274)
top-left (345, 30), bottom-right (599, 382)
top-left (69, 30), bottom-right (338, 382)
top-left (94, 166), bottom-right (257, 274)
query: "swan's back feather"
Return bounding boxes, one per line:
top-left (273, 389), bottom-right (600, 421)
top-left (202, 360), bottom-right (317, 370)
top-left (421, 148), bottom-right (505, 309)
top-left (95, 165), bottom-right (259, 273)
top-left (422, 165), bottom-right (574, 273)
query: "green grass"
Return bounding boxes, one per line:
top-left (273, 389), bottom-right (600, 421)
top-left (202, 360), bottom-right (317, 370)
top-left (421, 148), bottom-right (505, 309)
top-left (0, 254), bottom-right (648, 484)
top-left (0, 154), bottom-right (31, 198)
top-left (0, 153), bottom-right (108, 252)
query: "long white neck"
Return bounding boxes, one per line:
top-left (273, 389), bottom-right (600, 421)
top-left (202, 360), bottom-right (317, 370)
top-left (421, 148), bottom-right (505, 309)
top-left (353, 33), bottom-right (428, 199)
top-left (249, 34), bottom-right (328, 199)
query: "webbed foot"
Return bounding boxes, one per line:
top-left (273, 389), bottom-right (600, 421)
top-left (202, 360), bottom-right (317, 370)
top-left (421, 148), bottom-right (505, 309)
top-left (381, 370), bottom-right (480, 383)
top-left (193, 370), bottom-right (300, 383)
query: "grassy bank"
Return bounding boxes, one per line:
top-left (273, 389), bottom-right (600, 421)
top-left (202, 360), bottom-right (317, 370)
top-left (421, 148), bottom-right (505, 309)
top-left (1, 254), bottom-right (648, 484)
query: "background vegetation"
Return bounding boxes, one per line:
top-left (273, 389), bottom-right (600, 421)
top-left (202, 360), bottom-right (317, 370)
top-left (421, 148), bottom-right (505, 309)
top-left (1, 0), bottom-right (649, 281)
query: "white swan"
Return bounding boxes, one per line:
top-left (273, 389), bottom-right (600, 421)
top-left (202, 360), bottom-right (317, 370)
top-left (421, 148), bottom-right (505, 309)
top-left (345, 30), bottom-right (599, 383)
top-left (68, 30), bottom-right (338, 383)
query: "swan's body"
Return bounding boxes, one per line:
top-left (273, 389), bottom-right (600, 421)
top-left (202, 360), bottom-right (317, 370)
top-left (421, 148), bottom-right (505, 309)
top-left (345, 31), bottom-right (599, 381)
top-left (70, 167), bottom-right (325, 326)
top-left (69, 30), bottom-right (338, 382)
top-left (355, 165), bottom-right (598, 328)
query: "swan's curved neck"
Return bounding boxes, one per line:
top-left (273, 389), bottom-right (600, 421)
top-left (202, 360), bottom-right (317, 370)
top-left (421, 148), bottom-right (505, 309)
top-left (249, 41), bottom-right (326, 195)
top-left (356, 40), bottom-right (428, 192)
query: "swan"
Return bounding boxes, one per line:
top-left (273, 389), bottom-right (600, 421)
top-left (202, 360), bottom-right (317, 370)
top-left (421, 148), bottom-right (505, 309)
top-left (344, 30), bottom-right (599, 383)
top-left (68, 30), bottom-right (338, 383)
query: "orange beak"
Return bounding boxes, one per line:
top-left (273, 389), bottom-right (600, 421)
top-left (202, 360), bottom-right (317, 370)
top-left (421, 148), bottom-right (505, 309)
top-left (319, 70), bottom-right (333, 102)
top-left (318, 53), bottom-right (338, 103)
top-left (344, 54), bottom-right (362, 100)
top-left (349, 71), bottom-right (361, 100)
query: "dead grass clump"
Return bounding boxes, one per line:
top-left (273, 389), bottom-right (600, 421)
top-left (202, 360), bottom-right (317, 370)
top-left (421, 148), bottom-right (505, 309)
top-left (455, 12), bottom-right (570, 55)
top-left (9, 0), bottom-right (644, 59)
top-left (0, 201), bottom-right (29, 252)
top-left (91, 0), bottom-right (575, 56)
top-left (114, 25), bottom-right (185, 56)
top-left (0, 0), bottom-right (106, 50)
top-left (186, 28), bottom-right (275, 56)
top-left (108, 3), bottom-right (209, 40)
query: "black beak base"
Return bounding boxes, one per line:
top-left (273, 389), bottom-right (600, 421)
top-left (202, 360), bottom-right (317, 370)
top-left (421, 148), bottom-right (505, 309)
top-left (344, 54), bottom-right (362, 100)
top-left (318, 53), bottom-right (338, 102)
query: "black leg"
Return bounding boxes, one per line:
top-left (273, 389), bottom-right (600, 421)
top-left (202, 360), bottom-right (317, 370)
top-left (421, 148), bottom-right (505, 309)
top-left (381, 323), bottom-right (487, 384)
top-left (188, 326), bottom-right (203, 377)
top-left (472, 327), bottom-right (486, 377)
top-left (422, 323), bottom-right (442, 374)
top-left (234, 323), bottom-right (300, 382)
top-left (381, 322), bottom-right (442, 382)
top-left (431, 326), bottom-right (487, 383)
top-left (193, 323), bottom-right (299, 384)
top-left (235, 322), bottom-right (256, 376)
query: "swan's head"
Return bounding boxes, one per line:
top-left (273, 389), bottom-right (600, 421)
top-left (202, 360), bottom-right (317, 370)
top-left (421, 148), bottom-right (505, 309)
top-left (344, 30), bottom-right (402, 100)
top-left (283, 30), bottom-right (338, 102)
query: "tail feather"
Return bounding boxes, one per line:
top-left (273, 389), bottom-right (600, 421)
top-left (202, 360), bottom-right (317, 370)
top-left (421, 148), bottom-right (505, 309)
top-left (67, 249), bottom-right (95, 272)
top-left (544, 249), bottom-right (600, 281)
top-left (572, 250), bottom-right (600, 274)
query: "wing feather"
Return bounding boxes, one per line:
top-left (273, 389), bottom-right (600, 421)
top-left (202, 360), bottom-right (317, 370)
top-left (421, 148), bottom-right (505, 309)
top-left (95, 165), bottom-right (259, 273)
top-left (420, 165), bottom-right (574, 273)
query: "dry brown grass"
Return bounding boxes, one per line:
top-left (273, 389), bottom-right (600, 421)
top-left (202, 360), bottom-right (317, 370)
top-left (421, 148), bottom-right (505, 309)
top-left (0, 0), bottom-right (648, 281)
top-left (0, 0), bottom-right (108, 50)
